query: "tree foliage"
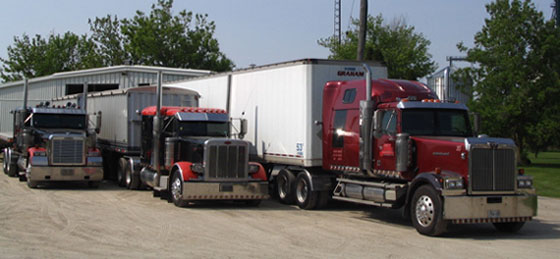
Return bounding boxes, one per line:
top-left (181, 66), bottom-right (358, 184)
top-left (319, 15), bottom-right (436, 80)
top-left (1, 0), bottom-right (233, 82)
top-left (0, 33), bottom-right (101, 81)
top-left (454, 0), bottom-right (560, 161)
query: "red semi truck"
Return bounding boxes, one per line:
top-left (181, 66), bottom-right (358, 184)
top-left (172, 60), bottom-right (537, 236)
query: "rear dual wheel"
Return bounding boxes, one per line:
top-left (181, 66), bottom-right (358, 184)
top-left (276, 170), bottom-right (296, 204)
top-left (294, 172), bottom-right (329, 210)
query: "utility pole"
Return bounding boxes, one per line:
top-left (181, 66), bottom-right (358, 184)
top-left (334, 0), bottom-right (341, 45)
top-left (554, 0), bottom-right (559, 26)
top-left (357, 0), bottom-right (367, 60)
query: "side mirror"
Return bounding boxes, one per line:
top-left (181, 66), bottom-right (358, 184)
top-left (239, 118), bottom-right (247, 139)
top-left (95, 111), bottom-right (102, 134)
top-left (372, 110), bottom-right (383, 139)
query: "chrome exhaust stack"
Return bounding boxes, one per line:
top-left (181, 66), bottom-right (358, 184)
top-left (359, 64), bottom-right (374, 174)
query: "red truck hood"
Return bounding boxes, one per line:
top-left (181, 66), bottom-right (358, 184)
top-left (410, 136), bottom-right (469, 179)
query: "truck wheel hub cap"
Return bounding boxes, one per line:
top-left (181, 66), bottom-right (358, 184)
top-left (171, 178), bottom-right (182, 201)
top-left (296, 180), bottom-right (308, 203)
top-left (415, 195), bottom-right (434, 227)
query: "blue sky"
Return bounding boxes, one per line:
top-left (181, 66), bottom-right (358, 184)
top-left (0, 0), bottom-right (555, 76)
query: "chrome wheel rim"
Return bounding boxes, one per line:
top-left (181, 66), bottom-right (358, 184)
top-left (125, 168), bottom-right (131, 186)
top-left (296, 179), bottom-right (308, 204)
top-left (415, 195), bottom-right (434, 227)
top-left (171, 177), bottom-right (183, 201)
top-left (278, 174), bottom-right (288, 199)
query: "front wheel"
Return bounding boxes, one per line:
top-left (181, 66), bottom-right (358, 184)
top-left (295, 173), bottom-right (320, 210)
top-left (410, 185), bottom-right (447, 236)
top-left (170, 172), bottom-right (189, 207)
top-left (493, 222), bottom-right (525, 233)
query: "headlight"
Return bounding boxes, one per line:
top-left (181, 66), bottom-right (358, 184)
top-left (190, 163), bottom-right (205, 174)
top-left (248, 164), bottom-right (260, 174)
top-left (444, 178), bottom-right (464, 189)
top-left (517, 177), bottom-right (533, 189)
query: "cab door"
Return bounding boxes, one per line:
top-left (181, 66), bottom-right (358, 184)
top-left (374, 109), bottom-right (397, 172)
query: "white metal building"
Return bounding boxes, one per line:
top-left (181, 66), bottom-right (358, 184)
top-left (0, 65), bottom-right (210, 135)
top-left (426, 66), bottom-right (471, 104)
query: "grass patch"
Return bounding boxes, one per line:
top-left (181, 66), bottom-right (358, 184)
top-left (520, 152), bottom-right (560, 198)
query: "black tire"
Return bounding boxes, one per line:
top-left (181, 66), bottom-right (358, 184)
top-left (2, 148), bottom-right (8, 175)
top-left (124, 161), bottom-right (140, 190)
top-left (5, 150), bottom-right (18, 177)
top-left (88, 181), bottom-right (100, 188)
top-left (410, 185), bottom-right (448, 236)
top-left (117, 158), bottom-right (127, 187)
top-left (170, 171), bottom-right (189, 207)
top-left (295, 173), bottom-right (320, 210)
top-left (493, 222), bottom-right (525, 233)
top-left (276, 169), bottom-right (296, 204)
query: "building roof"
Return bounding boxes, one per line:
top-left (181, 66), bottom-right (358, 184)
top-left (0, 65), bottom-right (212, 89)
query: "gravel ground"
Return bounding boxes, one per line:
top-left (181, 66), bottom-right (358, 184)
top-left (0, 165), bottom-right (559, 258)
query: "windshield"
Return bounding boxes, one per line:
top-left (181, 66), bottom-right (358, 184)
top-left (177, 121), bottom-right (229, 137)
top-left (32, 113), bottom-right (86, 129)
top-left (402, 109), bottom-right (472, 137)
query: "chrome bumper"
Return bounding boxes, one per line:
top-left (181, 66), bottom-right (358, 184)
top-left (27, 165), bottom-right (103, 182)
top-left (443, 193), bottom-right (537, 223)
top-left (182, 181), bottom-right (269, 200)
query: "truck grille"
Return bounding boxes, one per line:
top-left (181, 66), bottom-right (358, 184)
top-left (205, 140), bottom-right (248, 180)
top-left (51, 138), bottom-right (85, 165)
top-left (470, 148), bottom-right (515, 192)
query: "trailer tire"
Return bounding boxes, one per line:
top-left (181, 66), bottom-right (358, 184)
top-left (4, 150), bottom-right (17, 177)
top-left (295, 173), bottom-right (320, 210)
top-left (170, 172), bottom-right (189, 208)
top-left (276, 169), bottom-right (296, 204)
top-left (124, 162), bottom-right (140, 190)
top-left (410, 185), bottom-right (447, 236)
top-left (117, 158), bottom-right (127, 187)
top-left (88, 181), bottom-right (100, 188)
top-left (493, 222), bottom-right (525, 233)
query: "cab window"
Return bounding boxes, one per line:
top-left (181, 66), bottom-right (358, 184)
top-left (381, 109), bottom-right (397, 135)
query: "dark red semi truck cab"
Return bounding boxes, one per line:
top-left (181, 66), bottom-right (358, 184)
top-left (319, 75), bottom-right (537, 236)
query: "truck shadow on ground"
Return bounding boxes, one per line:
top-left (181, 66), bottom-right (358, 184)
top-left (319, 200), bottom-right (560, 240)
top-left (27, 180), bottom-right (132, 191)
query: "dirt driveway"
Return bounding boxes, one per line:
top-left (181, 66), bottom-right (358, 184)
top-left (0, 170), bottom-right (559, 258)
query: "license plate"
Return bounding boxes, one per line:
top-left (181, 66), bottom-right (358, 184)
top-left (61, 169), bottom-right (74, 176)
top-left (488, 210), bottom-right (500, 218)
top-left (219, 184), bottom-right (233, 192)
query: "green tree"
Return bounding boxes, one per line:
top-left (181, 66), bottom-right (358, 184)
top-left (120, 0), bottom-right (233, 71)
top-left (1, 0), bottom-right (233, 82)
top-left (0, 32), bottom-right (101, 81)
top-left (454, 0), bottom-right (560, 162)
top-left (319, 15), bottom-right (436, 80)
top-left (89, 15), bottom-right (128, 66)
